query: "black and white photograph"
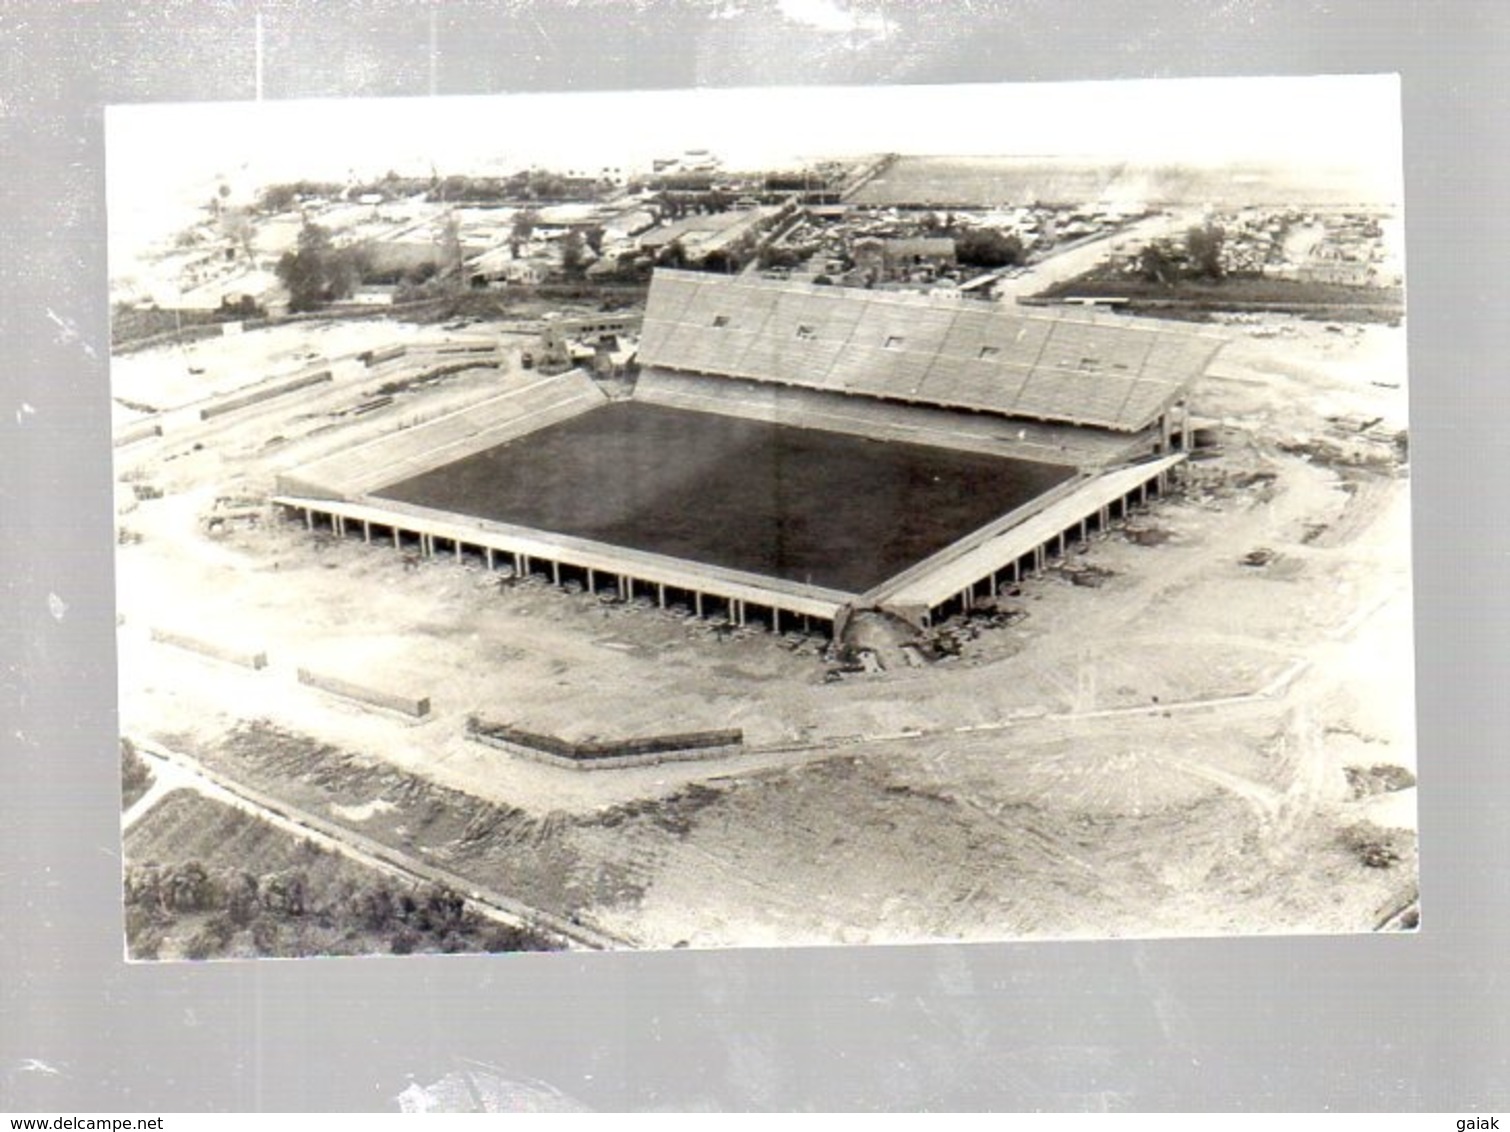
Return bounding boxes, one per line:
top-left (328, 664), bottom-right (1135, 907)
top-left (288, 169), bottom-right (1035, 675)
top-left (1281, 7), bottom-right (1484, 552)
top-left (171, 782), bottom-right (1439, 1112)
top-left (106, 75), bottom-right (1416, 961)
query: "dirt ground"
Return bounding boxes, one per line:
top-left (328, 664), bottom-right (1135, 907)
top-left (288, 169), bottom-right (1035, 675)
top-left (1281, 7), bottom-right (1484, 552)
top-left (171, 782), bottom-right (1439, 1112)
top-left (114, 310), bottom-right (1418, 950)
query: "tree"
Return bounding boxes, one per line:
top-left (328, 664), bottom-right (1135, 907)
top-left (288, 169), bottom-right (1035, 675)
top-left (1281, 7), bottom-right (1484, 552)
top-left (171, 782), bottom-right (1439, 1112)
top-left (1185, 223), bottom-right (1226, 280)
top-left (438, 211), bottom-right (463, 285)
top-left (220, 204), bottom-right (255, 262)
top-left (657, 239), bottom-right (688, 269)
top-left (120, 737), bottom-right (151, 807)
top-left (1139, 243), bottom-right (1177, 285)
top-left (258, 183), bottom-right (299, 213)
top-left (954, 229), bottom-right (1025, 269)
top-left (274, 222), bottom-right (360, 312)
top-left (560, 230), bottom-right (586, 278)
top-left (701, 248), bottom-right (736, 274)
top-left (511, 208), bottom-right (539, 244)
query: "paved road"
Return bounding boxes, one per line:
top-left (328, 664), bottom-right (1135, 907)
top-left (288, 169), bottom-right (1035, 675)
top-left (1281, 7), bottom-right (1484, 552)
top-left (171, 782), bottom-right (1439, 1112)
top-left (990, 210), bottom-right (1204, 304)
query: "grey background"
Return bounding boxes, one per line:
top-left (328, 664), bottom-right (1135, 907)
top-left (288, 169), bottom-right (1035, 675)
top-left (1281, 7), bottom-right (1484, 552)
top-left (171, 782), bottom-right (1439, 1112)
top-left (2, 0), bottom-right (1505, 1112)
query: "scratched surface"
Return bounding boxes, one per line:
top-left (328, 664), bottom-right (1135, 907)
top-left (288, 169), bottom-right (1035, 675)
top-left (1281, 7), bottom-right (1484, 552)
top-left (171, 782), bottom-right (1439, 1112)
top-left (3, 0), bottom-right (1508, 1113)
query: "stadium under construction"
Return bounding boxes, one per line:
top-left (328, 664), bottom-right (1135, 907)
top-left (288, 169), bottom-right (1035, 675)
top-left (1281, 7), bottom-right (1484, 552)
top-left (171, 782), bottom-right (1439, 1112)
top-left (273, 269), bottom-right (1227, 636)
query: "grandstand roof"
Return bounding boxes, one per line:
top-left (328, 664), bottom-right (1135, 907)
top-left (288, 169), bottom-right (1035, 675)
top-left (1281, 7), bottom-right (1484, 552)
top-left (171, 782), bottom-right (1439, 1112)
top-left (638, 270), bottom-right (1224, 433)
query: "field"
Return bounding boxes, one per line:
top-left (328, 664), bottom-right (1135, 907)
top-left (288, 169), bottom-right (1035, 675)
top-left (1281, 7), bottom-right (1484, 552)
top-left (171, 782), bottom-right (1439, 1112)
top-left (375, 401), bottom-right (1075, 593)
top-left (1032, 270), bottom-right (1405, 322)
top-left (847, 156), bottom-right (1398, 209)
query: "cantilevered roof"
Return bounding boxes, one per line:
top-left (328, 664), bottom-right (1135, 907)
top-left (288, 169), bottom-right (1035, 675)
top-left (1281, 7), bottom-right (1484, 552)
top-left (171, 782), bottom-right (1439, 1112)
top-left (638, 270), bottom-right (1225, 433)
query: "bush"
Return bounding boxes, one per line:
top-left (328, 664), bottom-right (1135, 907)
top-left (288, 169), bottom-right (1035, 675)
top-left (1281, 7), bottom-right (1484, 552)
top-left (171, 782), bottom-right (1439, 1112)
top-left (121, 738), bottom-right (153, 809)
top-left (390, 927), bottom-right (421, 955)
top-left (163, 861), bottom-right (211, 913)
top-left (183, 914), bottom-right (236, 961)
top-left (129, 922), bottom-right (166, 961)
top-left (1340, 821), bottom-right (1412, 868)
top-left (481, 923), bottom-right (564, 953)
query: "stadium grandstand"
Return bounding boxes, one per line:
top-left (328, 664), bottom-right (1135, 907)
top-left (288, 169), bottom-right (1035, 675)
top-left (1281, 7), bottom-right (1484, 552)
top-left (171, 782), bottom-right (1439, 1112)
top-left (274, 270), bottom-right (1226, 635)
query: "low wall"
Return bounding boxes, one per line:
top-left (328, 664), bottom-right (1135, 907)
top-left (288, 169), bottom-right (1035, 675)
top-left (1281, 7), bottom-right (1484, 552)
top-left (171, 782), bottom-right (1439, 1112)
top-left (361, 345), bottom-right (407, 366)
top-left (150, 627), bottom-right (267, 670)
top-left (297, 668), bottom-right (431, 718)
top-left (467, 718), bottom-right (742, 771)
top-left (114, 419), bottom-right (163, 447)
top-left (435, 343), bottom-right (499, 355)
top-left (199, 370), bottom-right (333, 420)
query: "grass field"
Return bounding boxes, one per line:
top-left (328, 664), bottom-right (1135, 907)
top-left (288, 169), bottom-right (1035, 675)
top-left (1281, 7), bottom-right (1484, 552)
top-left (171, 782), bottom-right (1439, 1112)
top-left (376, 401), bottom-right (1075, 593)
top-left (1031, 269), bottom-right (1405, 323)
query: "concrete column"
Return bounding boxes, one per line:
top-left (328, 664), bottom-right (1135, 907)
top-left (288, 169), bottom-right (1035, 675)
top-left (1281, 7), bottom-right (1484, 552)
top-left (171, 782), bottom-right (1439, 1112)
top-left (363, 521), bottom-right (371, 544)
top-left (988, 573), bottom-right (997, 598)
top-left (773, 608), bottom-right (781, 633)
top-left (587, 567), bottom-right (595, 592)
top-left (1011, 560), bottom-right (1020, 583)
top-left (304, 508), bottom-right (314, 531)
top-left (485, 547), bottom-right (494, 570)
top-left (392, 528), bottom-right (401, 549)
top-left (657, 584), bottom-right (666, 609)
top-left (513, 552), bottom-right (523, 573)
top-left (551, 560), bottom-right (560, 585)
top-left (1139, 482), bottom-right (1148, 507)
top-left (695, 591), bottom-right (704, 618)
top-left (1034, 546), bottom-right (1045, 573)
top-left (455, 541), bottom-right (463, 562)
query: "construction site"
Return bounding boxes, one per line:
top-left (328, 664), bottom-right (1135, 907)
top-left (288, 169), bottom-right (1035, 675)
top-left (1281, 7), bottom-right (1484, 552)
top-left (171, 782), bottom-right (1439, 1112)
top-left (113, 161), bottom-right (1417, 958)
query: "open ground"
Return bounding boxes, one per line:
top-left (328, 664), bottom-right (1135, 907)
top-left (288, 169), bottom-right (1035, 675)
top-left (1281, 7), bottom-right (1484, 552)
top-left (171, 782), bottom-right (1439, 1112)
top-left (113, 295), bottom-right (1416, 949)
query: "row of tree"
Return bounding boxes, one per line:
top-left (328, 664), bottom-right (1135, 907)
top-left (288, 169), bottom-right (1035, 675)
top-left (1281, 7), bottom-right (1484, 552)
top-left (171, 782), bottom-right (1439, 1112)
top-left (273, 218), bottom-right (471, 310)
top-left (1138, 224), bottom-right (1228, 284)
top-left (124, 856), bottom-right (563, 959)
top-left (255, 169), bottom-right (616, 215)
